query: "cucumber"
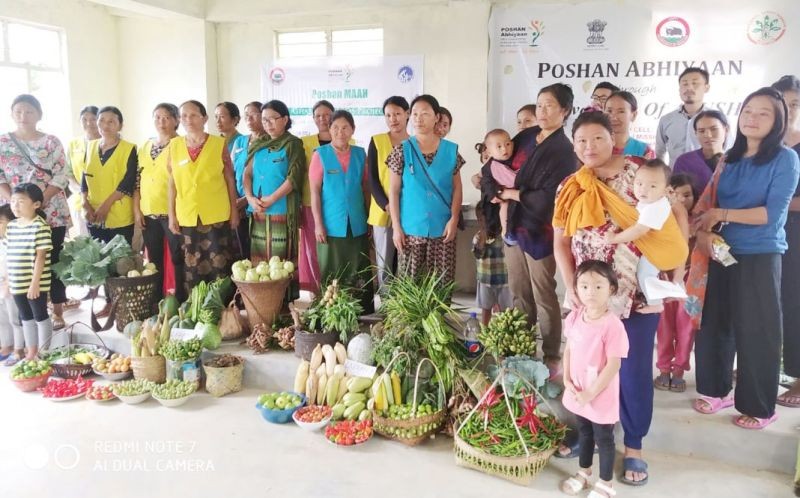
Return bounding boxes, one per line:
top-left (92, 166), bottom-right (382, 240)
top-left (342, 392), bottom-right (366, 406)
top-left (344, 401), bottom-right (365, 420)
top-left (332, 403), bottom-right (346, 420)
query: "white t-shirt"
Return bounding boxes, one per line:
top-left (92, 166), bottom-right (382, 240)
top-left (636, 196), bottom-right (671, 230)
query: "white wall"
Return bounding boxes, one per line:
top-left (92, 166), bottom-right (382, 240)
top-left (0, 0), bottom-right (121, 139)
top-left (215, 2), bottom-right (491, 201)
top-left (116, 16), bottom-right (212, 143)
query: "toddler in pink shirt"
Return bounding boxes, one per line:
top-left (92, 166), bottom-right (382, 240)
top-left (560, 260), bottom-right (629, 498)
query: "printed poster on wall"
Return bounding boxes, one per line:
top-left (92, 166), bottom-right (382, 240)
top-left (488, 1), bottom-right (800, 154)
top-left (262, 55), bottom-right (423, 147)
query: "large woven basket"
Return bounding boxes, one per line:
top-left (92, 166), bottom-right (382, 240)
top-left (203, 356), bottom-right (244, 397)
top-left (132, 355), bottom-right (166, 383)
top-left (105, 273), bottom-right (160, 332)
top-left (372, 355), bottom-right (446, 446)
top-left (454, 433), bottom-right (556, 486)
top-left (40, 322), bottom-right (110, 379)
top-left (233, 277), bottom-right (290, 329)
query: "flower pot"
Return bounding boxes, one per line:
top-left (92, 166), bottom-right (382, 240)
top-left (294, 330), bottom-right (339, 360)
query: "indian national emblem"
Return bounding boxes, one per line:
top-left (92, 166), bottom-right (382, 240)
top-left (586, 19), bottom-right (607, 45)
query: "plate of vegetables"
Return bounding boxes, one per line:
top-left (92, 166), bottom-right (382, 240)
top-left (293, 405), bottom-right (332, 431)
top-left (41, 376), bottom-right (94, 400)
top-left (112, 379), bottom-right (154, 405)
top-left (325, 419), bottom-right (373, 447)
top-left (151, 379), bottom-right (197, 407)
top-left (86, 383), bottom-right (117, 402)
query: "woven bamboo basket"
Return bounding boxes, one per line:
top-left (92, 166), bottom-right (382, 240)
top-left (41, 322), bottom-right (110, 379)
top-left (203, 356), bottom-right (244, 397)
top-left (104, 273), bottom-right (160, 332)
top-left (453, 368), bottom-right (562, 486)
top-left (132, 355), bottom-right (166, 383)
top-left (372, 355), bottom-right (446, 446)
top-left (233, 277), bottom-right (291, 329)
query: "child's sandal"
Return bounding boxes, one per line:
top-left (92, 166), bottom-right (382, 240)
top-left (588, 481), bottom-right (616, 498)
top-left (560, 470), bottom-right (591, 495)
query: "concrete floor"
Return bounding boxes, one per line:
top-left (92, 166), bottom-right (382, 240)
top-left (0, 378), bottom-right (793, 498)
top-left (1, 291), bottom-right (796, 497)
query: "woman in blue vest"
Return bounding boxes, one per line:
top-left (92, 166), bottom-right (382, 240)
top-left (387, 94), bottom-right (464, 286)
top-left (230, 101), bottom-right (266, 260)
top-left (243, 100), bottom-right (304, 304)
top-left (310, 110), bottom-right (374, 313)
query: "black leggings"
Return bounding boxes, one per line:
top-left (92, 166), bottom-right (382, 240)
top-left (783, 215), bottom-right (800, 377)
top-left (88, 225), bottom-right (134, 245)
top-left (142, 216), bottom-right (186, 302)
top-left (576, 415), bottom-right (615, 482)
top-left (13, 293), bottom-right (50, 322)
top-left (50, 226), bottom-right (67, 305)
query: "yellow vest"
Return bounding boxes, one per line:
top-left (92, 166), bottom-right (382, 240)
top-left (367, 133), bottom-right (395, 227)
top-left (68, 138), bottom-right (88, 184)
top-left (169, 135), bottom-right (230, 227)
top-left (84, 139), bottom-right (135, 229)
top-left (138, 138), bottom-right (172, 216)
top-left (300, 134), bottom-right (321, 207)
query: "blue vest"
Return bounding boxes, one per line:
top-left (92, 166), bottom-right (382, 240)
top-left (231, 134), bottom-right (249, 197)
top-left (399, 137), bottom-right (457, 237)
top-left (251, 146), bottom-right (289, 215)
top-left (319, 144), bottom-right (368, 238)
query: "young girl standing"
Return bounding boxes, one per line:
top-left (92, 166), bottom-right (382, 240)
top-left (0, 204), bottom-right (24, 365)
top-left (6, 183), bottom-right (53, 360)
top-left (560, 260), bottom-right (629, 498)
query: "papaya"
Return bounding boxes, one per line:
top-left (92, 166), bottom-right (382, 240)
top-left (160, 295), bottom-right (180, 320)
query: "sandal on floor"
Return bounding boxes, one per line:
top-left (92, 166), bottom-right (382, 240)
top-left (693, 395), bottom-right (734, 414)
top-left (560, 470), bottom-right (591, 495)
top-left (733, 413), bottom-right (778, 430)
top-left (777, 392), bottom-right (800, 408)
top-left (554, 438), bottom-right (581, 459)
top-left (588, 481), bottom-right (617, 498)
top-left (4, 355), bottom-right (20, 367)
top-left (52, 315), bottom-right (66, 331)
top-left (620, 457), bottom-right (648, 486)
top-left (62, 298), bottom-right (81, 311)
top-left (669, 378), bottom-right (687, 392)
top-left (654, 373), bottom-right (671, 391)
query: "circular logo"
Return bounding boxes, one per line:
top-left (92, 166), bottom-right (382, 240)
top-left (656, 17), bottom-right (690, 47)
top-left (748, 11), bottom-right (786, 45)
top-left (397, 65), bottom-right (414, 83)
top-left (269, 67), bottom-right (286, 85)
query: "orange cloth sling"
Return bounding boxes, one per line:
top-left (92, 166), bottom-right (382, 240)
top-left (553, 166), bottom-right (688, 271)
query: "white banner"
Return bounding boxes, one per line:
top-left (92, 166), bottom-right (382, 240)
top-left (262, 56), bottom-right (423, 147)
top-left (488, 1), bottom-right (800, 146)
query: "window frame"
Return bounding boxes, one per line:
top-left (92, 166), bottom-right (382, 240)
top-left (275, 27), bottom-right (384, 59)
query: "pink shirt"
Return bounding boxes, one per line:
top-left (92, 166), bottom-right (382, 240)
top-left (308, 148), bottom-right (368, 184)
top-left (562, 308), bottom-right (629, 424)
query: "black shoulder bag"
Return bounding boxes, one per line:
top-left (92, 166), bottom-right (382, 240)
top-left (409, 144), bottom-right (465, 230)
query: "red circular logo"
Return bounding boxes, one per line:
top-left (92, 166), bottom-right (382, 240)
top-left (656, 17), bottom-right (690, 47)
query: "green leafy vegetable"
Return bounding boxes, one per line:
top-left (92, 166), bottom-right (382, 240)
top-left (52, 235), bottom-right (133, 287)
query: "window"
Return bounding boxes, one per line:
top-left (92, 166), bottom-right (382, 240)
top-left (277, 28), bottom-right (383, 58)
top-left (0, 18), bottom-right (70, 140)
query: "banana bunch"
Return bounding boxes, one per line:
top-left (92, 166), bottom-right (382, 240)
top-left (478, 308), bottom-right (538, 358)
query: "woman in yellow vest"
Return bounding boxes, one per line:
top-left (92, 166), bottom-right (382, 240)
top-left (81, 106), bottom-right (137, 245)
top-left (299, 100), bottom-right (334, 294)
top-left (67, 105), bottom-right (99, 237)
top-left (367, 96), bottom-right (409, 290)
top-left (133, 103), bottom-right (183, 301)
top-left (310, 110), bottom-right (374, 313)
top-left (243, 100), bottom-right (304, 304)
top-left (168, 100), bottom-right (239, 297)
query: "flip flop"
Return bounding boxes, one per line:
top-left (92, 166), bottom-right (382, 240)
top-left (777, 392), bottom-right (800, 408)
top-left (669, 378), bottom-right (687, 393)
top-left (693, 395), bottom-right (734, 414)
top-left (554, 438), bottom-right (581, 459)
top-left (733, 413), bottom-right (778, 430)
top-left (4, 356), bottom-right (20, 367)
top-left (620, 457), bottom-right (648, 486)
top-left (654, 373), bottom-right (671, 391)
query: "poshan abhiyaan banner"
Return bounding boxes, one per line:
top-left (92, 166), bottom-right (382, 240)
top-left (262, 55), bottom-right (423, 147)
top-left (488, 1), bottom-right (800, 145)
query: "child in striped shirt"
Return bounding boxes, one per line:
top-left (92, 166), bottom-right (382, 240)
top-left (6, 183), bottom-right (53, 360)
top-left (0, 204), bottom-right (24, 365)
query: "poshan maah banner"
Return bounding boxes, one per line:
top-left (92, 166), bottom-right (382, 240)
top-left (262, 56), bottom-right (423, 147)
top-left (488, 1), bottom-right (800, 146)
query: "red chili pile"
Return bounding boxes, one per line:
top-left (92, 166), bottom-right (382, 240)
top-left (325, 420), bottom-right (373, 446)
top-left (40, 376), bottom-right (94, 399)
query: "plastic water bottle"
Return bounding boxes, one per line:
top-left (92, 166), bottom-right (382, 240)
top-left (464, 312), bottom-right (482, 358)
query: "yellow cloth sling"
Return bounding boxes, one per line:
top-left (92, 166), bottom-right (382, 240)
top-left (553, 165), bottom-right (688, 270)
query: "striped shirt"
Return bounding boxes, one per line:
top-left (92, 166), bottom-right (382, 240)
top-left (6, 216), bottom-right (52, 295)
